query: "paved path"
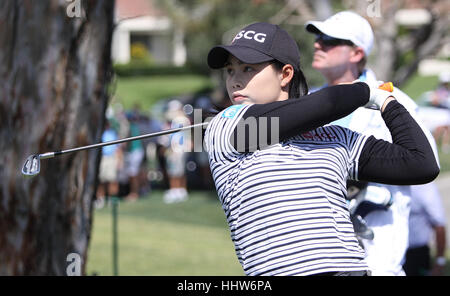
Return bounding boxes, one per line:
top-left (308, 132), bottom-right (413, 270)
top-left (433, 172), bottom-right (450, 248)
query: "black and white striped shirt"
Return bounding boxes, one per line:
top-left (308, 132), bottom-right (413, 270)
top-left (204, 104), bottom-right (369, 276)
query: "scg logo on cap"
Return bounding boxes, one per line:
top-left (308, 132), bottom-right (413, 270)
top-left (233, 30), bottom-right (267, 43)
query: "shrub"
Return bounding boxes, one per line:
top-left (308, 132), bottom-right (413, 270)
top-left (130, 42), bottom-right (153, 65)
top-left (114, 63), bottom-right (204, 77)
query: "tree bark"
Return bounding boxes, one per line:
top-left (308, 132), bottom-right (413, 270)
top-left (351, 0), bottom-right (450, 86)
top-left (309, 0), bottom-right (332, 21)
top-left (0, 0), bottom-right (115, 275)
top-left (393, 14), bottom-right (450, 85)
top-left (370, 2), bottom-right (398, 82)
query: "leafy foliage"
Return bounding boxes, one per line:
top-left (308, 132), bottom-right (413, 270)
top-left (156, 0), bottom-right (325, 88)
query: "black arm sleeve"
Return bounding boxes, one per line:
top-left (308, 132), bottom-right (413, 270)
top-left (358, 100), bottom-right (440, 185)
top-left (231, 82), bottom-right (370, 152)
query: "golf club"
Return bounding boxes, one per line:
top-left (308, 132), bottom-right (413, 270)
top-left (22, 82), bottom-right (394, 178)
top-left (22, 121), bottom-right (209, 177)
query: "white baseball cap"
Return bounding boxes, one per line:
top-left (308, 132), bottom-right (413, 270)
top-left (305, 11), bottom-right (374, 56)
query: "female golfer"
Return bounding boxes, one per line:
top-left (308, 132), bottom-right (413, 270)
top-left (204, 22), bottom-right (439, 276)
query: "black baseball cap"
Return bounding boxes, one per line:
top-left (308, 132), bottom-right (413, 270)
top-left (207, 22), bottom-right (301, 71)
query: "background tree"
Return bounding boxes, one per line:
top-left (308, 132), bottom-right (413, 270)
top-left (358, 0), bottom-right (450, 85)
top-left (157, 0), bottom-right (325, 89)
top-left (0, 0), bottom-right (115, 275)
top-left (158, 0), bottom-right (449, 88)
top-left (274, 0), bottom-right (449, 86)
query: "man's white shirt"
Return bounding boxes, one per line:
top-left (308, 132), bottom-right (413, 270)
top-left (323, 70), bottom-right (439, 275)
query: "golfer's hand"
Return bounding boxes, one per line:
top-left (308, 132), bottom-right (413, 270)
top-left (363, 81), bottom-right (396, 111)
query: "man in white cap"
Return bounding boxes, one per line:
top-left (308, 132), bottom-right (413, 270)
top-left (305, 11), bottom-right (441, 276)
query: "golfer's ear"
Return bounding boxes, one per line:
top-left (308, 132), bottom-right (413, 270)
top-left (350, 47), bottom-right (365, 63)
top-left (280, 64), bottom-right (294, 88)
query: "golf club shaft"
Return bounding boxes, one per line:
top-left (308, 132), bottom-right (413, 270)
top-left (38, 82), bottom-right (393, 159)
top-left (39, 121), bottom-right (209, 159)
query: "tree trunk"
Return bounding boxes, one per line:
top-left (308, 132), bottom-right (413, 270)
top-left (370, 6), bottom-right (398, 82)
top-left (393, 14), bottom-right (450, 86)
top-left (0, 0), bottom-right (115, 275)
top-left (309, 0), bottom-right (332, 21)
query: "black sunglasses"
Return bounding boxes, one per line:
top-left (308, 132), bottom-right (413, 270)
top-left (315, 34), bottom-right (354, 47)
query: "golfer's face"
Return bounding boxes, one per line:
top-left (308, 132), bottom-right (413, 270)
top-left (225, 55), bottom-right (284, 105)
top-left (312, 40), bottom-right (354, 72)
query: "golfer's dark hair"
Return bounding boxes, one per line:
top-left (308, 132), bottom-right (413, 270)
top-left (272, 61), bottom-right (309, 98)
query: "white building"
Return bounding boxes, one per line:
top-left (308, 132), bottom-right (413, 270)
top-left (112, 0), bottom-right (186, 66)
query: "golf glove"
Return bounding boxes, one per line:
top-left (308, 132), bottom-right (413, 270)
top-left (364, 81), bottom-right (395, 110)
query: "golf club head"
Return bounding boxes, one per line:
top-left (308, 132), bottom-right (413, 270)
top-left (351, 214), bottom-right (374, 241)
top-left (22, 154), bottom-right (41, 177)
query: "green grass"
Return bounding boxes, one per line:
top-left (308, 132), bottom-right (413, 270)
top-left (86, 191), bottom-right (244, 276)
top-left (86, 190), bottom-right (450, 276)
top-left (437, 148), bottom-right (450, 173)
top-left (112, 75), bottom-right (213, 111)
top-left (401, 73), bottom-right (439, 102)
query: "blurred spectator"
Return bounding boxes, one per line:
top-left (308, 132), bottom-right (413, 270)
top-left (211, 87), bottom-right (232, 111)
top-left (430, 72), bottom-right (450, 153)
top-left (163, 99), bottom-right (190, 203)
top-left (96, 119), bottom-right (123, 208)
top-left (403, 182), bottom-right (447, 276)
top-left (123, 110), bottom-right (145, 202)
top-left (137, 109), bottom-right (165, 195)
top-left (112, 103), bottom-right (130, 139)
top-left (192, 95), bottom-right (215, 190)
top-left (430, 72), bottom-right (450, 109)
top-left (98, 93), bottom-right (223, 200)
top-left (433, 120), bottom-right (450, 154)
